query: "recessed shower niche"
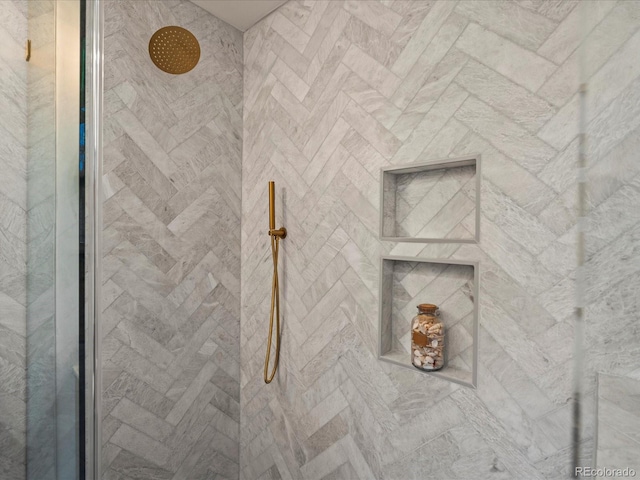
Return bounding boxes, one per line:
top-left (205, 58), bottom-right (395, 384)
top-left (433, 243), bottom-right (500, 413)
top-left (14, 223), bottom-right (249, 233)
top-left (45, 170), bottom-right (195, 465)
top-left (380, 155), bottom-right (481, 243)
top-left (378, 256), bottom-right (479, 388)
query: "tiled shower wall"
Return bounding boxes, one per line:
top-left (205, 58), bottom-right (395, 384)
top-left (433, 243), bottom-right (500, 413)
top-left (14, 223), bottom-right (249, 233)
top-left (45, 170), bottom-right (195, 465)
top-left (0, 1), bottom-right (28, 479)
top-left (101, 1), bottom-right (242, 478)
top-left (241, 1), bottom-right (640, 479)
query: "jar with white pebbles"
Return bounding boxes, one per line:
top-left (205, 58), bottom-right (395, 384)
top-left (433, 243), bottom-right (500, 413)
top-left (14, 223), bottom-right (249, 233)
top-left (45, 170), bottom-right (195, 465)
top-left (411, 304), bottom-right (444, 371)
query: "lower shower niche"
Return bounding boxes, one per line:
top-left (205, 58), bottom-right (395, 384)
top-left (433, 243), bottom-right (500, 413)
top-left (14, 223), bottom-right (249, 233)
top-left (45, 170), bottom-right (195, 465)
top-left (378, 256), bottom-right (479, 388)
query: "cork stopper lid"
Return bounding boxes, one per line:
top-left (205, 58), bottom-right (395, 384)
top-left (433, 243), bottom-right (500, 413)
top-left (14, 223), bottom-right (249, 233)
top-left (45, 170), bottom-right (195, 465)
top-left (417, 303), bottom-right (438, 314)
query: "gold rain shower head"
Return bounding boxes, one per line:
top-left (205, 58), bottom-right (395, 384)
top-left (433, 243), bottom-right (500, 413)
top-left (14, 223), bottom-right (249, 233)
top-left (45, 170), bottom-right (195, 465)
top-left (148, 26), bottom-right (200, 75)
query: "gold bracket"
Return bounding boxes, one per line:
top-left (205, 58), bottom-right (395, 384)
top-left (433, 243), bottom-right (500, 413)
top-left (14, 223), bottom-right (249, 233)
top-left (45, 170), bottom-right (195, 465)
top-left (269, 227), bottom-right (287, 239)
top-left (25, 40), bottom-right (31, 62)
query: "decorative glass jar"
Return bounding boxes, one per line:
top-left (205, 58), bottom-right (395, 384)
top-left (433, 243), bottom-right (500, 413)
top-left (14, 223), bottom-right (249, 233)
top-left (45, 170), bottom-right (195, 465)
top-left (411, 304), bottom-right (444, 371)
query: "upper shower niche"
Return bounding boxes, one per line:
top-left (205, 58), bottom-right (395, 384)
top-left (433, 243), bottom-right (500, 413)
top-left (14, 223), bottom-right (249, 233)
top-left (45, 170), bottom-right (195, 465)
top-left (380, 155), bottom-right (481, 243)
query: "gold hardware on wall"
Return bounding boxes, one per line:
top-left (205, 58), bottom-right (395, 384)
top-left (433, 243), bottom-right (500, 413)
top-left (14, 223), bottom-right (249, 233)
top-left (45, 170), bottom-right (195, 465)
top-left (25, 39), bottom-right (31, 62)
top-left (268, 182), bottom-right (287, 240)
top-left (264, 181), bottom-right (286, 384)
top-left (148, 26), bottom-right (200, 74)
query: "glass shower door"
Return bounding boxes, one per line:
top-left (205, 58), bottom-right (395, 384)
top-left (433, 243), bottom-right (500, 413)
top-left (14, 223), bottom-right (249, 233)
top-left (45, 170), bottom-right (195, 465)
top-left (25, 1), bottom-right (58, 478)
top-left (573, 1), bottom-right (640, 475)
top-left (0, 0), bottom-right (98, 478)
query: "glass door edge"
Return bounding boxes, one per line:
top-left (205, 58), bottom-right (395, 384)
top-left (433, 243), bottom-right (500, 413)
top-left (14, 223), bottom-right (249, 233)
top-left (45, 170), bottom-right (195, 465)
top-left (84, 0), bottom-right (104, 478)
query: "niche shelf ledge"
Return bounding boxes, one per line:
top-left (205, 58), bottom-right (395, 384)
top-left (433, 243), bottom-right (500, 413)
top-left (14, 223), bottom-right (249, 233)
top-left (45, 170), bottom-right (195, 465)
top-left (379, 155), bottom-right (481, 243)
top-left (378, 255), bottom-right (480, 388)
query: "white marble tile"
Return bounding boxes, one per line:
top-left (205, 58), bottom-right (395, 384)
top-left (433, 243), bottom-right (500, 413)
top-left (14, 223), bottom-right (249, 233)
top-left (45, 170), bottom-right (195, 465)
top-left (343, 75), bottom-right (402, 131)
top-left (456, 22), bottom-right (557, 92)
top-left (384, 397), bottom-right (465, 457)
top-left (341, 44), bottom-right (401, 98)
top-left (482, 181), bottom-right (556, 256)
top-left (456, 0), bottom-right (558, 51)
top-left (301, 71), bottom-right (350, 159)
top-left (341, 100), bottom-right (401, 160)
top-left (536, 274), bottom-right (574, 324)
top-left (110, 397), bottom-right (173, 443)
top-left (392, 82), bottom-right (468, 164)
top-left (477, 215), bottom-right (562, 295)
top-left (538, 3), bottom-right (640, 108)
top-left (454, 59), bottom-right (556, 133)
top-left (340, 130), bottom-right (387, 177)
top-left (596, 422), bottom-right (640, 472)
top-left (537, 0), bottom-right (616, 65)
top-left (393, 47), bottom-right (468, 139)
top-left (303, 116), bottom-right (351, 184)
top-left (278, 1), bottom-right (312, 31)
top-left (271, 11), bottom-right (311, 54)
top-left (391, 1), bottom-right (458, 78)
top-left (535, 1), bottom-right (579, 22)
top-left (456, 96), bottom-right (557, 173)
top-left (110, 424), bottom-right (171, 468)
top-left (340, 155), bottom-right (378, 208)
top-left (538, 27), bottom-right (640, 151)
top-left (391, 13), bottom-right (468, 111)
top-left (272, 57), bottom-right (310, 102)
top-left (111, 319), bottom-right (175, 370)
top-left (343, 0), bottom-right (402, 38)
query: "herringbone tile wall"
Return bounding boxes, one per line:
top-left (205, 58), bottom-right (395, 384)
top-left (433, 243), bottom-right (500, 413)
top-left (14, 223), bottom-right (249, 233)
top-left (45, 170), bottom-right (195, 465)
top-left (101, 1), bottom-right (242, 478)
top-left (241, 1), bottom-right (640, 479)
top-left (0, 1), bottom-right (28, 479)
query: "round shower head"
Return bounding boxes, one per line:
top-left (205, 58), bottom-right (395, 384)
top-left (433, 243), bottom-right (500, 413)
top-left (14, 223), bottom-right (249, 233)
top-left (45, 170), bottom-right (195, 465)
top-left (148, 26), bottom-right (200, 75)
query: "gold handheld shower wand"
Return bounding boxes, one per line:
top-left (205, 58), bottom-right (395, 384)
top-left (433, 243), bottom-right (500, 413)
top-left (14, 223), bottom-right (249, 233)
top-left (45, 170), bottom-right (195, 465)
top-left (265, 181), bottom-right (286, 384)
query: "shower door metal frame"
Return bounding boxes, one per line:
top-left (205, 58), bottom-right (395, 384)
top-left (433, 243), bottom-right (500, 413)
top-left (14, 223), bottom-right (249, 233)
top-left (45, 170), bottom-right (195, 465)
top-left (84, 0), bottom-right (104, 478)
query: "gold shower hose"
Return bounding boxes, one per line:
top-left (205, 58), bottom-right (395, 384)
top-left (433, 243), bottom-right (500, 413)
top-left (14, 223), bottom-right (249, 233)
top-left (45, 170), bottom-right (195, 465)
top-left (265, 181), bottom-right (286, 384)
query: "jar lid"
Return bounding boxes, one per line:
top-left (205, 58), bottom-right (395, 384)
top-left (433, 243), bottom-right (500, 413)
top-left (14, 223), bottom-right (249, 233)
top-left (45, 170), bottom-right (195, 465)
top-left (417, 303), bottom-right (438, 313)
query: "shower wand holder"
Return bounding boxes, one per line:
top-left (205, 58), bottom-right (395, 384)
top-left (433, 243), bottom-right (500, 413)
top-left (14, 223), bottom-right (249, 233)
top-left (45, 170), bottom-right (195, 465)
top-left (269, 227), bottom-right (287, 239)
top-left (268, 181), bottom-right (286, 239)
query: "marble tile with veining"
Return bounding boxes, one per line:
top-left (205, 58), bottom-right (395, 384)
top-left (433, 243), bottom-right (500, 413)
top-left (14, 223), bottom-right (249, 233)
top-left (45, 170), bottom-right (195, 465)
top-left (455, 59), bottom-right (555, 133)
top-left (392, 1), bottom-right (458, 79)
top-left (391, 12), bottom-right (468, 111)
top-left (539, 27), bottom-right (640, 151)
top-left (456, 96), bottom-right (557, 173)
top-left (393, 82), bottom-right (468, 164)
top-left (456, 22), bottom-right (556, 93)
top-left (456, 0), bottom-right (558, 51)
top-left (539, 3), bottom-right (640, 107)
top-left (536, 0), bottom-right (614, 65)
